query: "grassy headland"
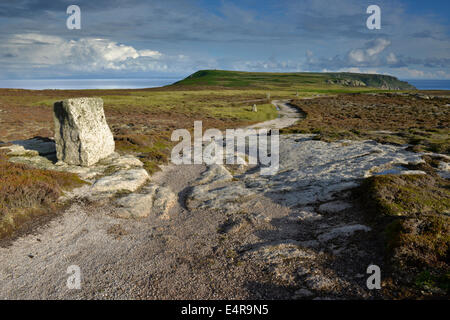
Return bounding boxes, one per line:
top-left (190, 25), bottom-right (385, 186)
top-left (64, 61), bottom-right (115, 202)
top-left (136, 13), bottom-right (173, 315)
top-left (172, 70), bottom-right (415, 90)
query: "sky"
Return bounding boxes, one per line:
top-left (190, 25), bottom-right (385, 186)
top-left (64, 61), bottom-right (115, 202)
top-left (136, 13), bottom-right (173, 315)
top-left (0, 0), bottom-right (449, 80)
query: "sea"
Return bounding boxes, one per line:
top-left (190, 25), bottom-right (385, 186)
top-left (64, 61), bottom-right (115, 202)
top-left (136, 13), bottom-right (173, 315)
top-left (0, 78), bottom-right (182, 90)
top-left (404, 79), bottom-right (450, 91)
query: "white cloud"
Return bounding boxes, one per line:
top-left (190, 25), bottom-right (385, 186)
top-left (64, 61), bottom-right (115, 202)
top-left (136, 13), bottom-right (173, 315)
top-left (348, 38), bottom-right (391, 64)
top-left (322, 67), bottom-right (380, 75)
top-left (366, 39), bottom-right (390, 57)
top-left (0, 33), bottom-right (171, 73)
top-left (348, 50), bottom-right (365, 63)
top-left (395, 67), bottom-right (450, 79)
top-left (138, 50), bottom-right (163, 59)
top-left (386, 52), bottom-right (398, 64)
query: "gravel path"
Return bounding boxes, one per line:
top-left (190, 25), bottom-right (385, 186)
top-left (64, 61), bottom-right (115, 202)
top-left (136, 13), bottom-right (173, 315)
top-left (247, 100), bottom-right (304, 130)
top-left (0, 100), bottom-right (423, 299)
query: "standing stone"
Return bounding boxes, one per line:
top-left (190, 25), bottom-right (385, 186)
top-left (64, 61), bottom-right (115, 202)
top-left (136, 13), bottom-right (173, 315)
top-left (53, 97), bottom-right (115, 166)
top-left (252, 104), bottom-right (258, 112)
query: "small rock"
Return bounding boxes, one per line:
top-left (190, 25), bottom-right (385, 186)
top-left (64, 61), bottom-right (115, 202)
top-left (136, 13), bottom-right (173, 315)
top-left (152, 186), bottom-right (177, 219)
top-left (115, 192), bottom-right (155, 219)
top-left (0, 144), bottom-right (38, 157)
top-left (296, 208), bottom-right (323, 221)
top-left (90, 168), bottom-right (149, 194)
top-left (194, 164), bottom-right (233, 186)
top-left (115, 184), bottom-right (176, 219)
top-left (11, 137), bottom-right (56, 156)
top-left (113, 155), bottom-right (144, 168)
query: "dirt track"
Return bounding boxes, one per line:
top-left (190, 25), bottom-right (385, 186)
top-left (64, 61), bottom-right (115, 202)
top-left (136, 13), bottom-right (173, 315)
top-left (0, 100), bottom-right (423, 299)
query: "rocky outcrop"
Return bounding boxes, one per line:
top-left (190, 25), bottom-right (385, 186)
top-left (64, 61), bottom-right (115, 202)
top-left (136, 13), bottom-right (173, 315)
top-left (53, 97), bottom-right (115, 166)
top-left (1, 137), bottom-right (181, 219)
top-left (326, 79), bottom-right (367, 87)
top-left (2, 138), bottom-right (153, 198)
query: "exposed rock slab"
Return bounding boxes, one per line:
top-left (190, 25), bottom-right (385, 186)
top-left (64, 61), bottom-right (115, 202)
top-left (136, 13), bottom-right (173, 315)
top-left (90, 168), bottom-right (149, 195)
top-left (193, 164), bottom-right (233, 186)
top-left (243, 135), bottom-right (425, 207)
top-left (186, 134), bottom-right (425, 215)
top-left (187, 164), bottom-right (255, 212)
top-left (114, 184), bottom-right (176, 219)
top-left (53, 97), bottom-right (115, 166)
top-left (3, 138), bottom-right (151, 203)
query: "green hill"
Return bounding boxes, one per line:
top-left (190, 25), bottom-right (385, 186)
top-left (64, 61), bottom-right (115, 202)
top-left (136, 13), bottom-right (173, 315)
top-left (172, 70), bottom-right (416, 90)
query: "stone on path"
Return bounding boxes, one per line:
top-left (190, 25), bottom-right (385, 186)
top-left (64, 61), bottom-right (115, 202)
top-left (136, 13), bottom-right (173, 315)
top-left (115, 184), bottom-right (176, 219)
top-left (53, 97), bottom-right (115, 166)
top-left (90, 168), bottom-right (149, 195)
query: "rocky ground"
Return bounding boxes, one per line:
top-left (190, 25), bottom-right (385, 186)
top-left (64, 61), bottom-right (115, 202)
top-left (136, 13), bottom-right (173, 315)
top-left (0, 100), bottom-right (448, 299)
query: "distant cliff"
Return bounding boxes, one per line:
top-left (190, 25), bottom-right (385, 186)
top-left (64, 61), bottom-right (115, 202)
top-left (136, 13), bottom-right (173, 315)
top-left (324, 72), bottom-right (415, 90)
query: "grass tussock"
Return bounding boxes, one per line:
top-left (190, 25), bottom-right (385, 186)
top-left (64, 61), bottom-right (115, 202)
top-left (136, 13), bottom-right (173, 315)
top-left (359, 172), bottom-right (450, 296)
top-left (0, 149), bottom-right (86, 239)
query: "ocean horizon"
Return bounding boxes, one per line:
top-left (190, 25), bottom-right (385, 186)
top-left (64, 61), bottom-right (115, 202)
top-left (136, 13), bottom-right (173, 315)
top-left (404, 79), bottom-right (450, 90)
top-left (0, 78), bottom-right (449, 91)
top-left (0, 78), bottom-right (183, 90)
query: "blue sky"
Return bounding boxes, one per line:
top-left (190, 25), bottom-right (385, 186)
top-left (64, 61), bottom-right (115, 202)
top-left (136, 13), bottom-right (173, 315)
top-left (0, 0), bottom-right (449, 80)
